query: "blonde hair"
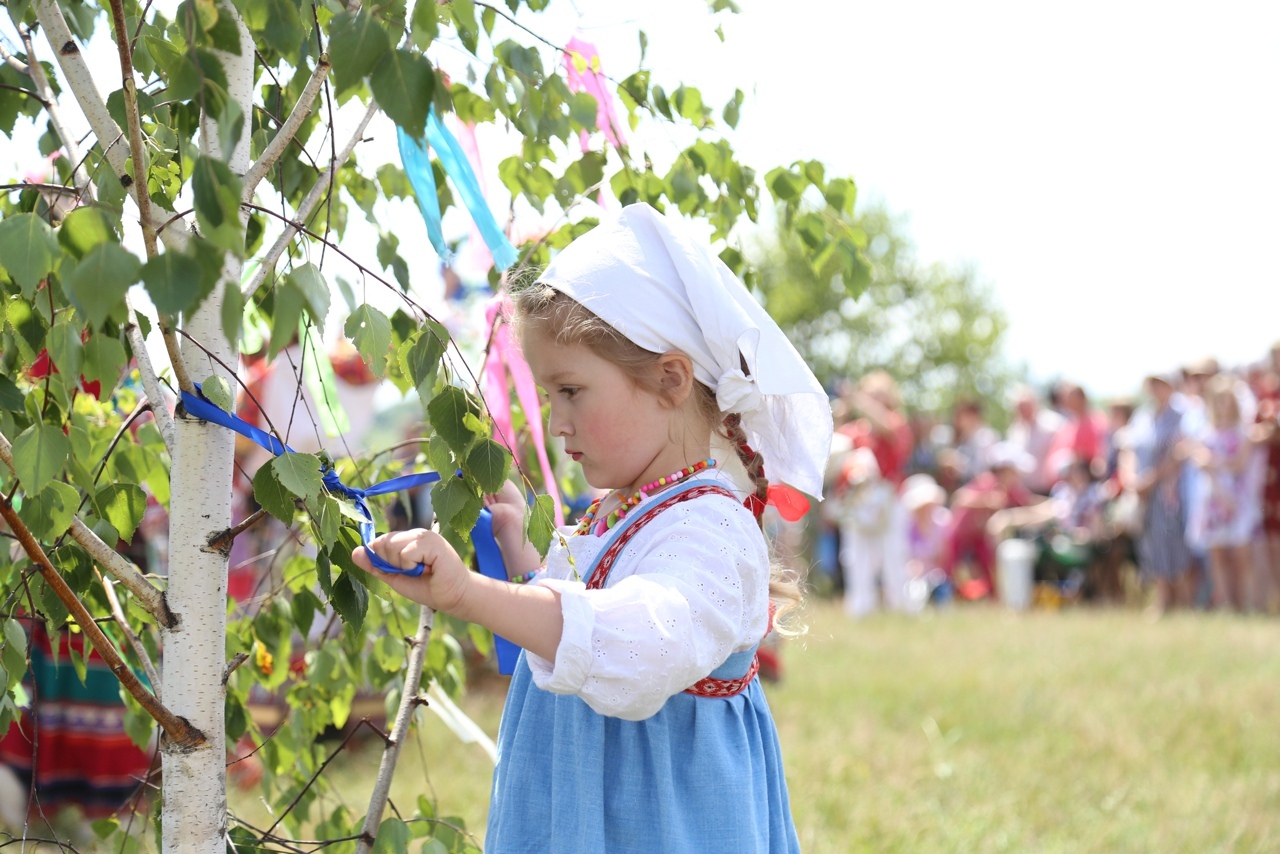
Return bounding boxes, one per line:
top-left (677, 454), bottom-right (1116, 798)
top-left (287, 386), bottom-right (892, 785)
top-left (1206, 375), bottom-right (1242, 429)
top-left (511, 281), bottom-right (804, 632)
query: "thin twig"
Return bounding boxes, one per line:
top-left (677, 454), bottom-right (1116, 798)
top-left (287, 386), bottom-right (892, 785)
top-left (0, 500), bottom-right (204, 749)
top-left (241, 54), bottom-right (332, 200)
top-left (354, 605), bottom-right (434, 854)
top-left (205, 507), bottom-right (268, 557)
top-left (98, 570), bottom-right (163, 703)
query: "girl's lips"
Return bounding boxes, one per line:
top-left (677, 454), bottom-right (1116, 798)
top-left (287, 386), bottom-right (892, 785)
top-left (567, 451), bottom-right (583, 461)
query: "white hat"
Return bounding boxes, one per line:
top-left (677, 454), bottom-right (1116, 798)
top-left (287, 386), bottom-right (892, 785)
top-left (987, 442), bottom-right (1035, 475)
top-left (539, 204), bottom-right (833, 498)
top-left (901, 473), bottom-right (946, 510)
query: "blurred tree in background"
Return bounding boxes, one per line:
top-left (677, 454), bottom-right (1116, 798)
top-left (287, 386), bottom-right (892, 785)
top-left (754, 204), bottom-right (1013, 415)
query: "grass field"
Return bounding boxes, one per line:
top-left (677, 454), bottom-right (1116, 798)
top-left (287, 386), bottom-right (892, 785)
top-left (230, 601), bottom-right (1280, 852)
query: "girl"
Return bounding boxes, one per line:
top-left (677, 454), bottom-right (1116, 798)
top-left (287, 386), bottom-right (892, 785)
top-left (1189, 375), bottom-right (1258, 611)
top-left (354, 204), bottom-right (830, 852)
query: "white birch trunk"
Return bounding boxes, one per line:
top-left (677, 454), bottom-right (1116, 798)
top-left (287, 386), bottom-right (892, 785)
top-left (159, 10), bottom-right (255, 851)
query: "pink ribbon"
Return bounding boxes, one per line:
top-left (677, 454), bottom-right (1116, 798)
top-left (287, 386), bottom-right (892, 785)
top-left (563, 36), bottom-right (627, 151)
top-left (452, 117), bottom-right (496, 273)
top-left (481, 295), bottom-right (564, 526)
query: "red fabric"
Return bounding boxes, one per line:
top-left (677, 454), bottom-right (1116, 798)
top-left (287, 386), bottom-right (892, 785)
top-left (1043, 411), bottom-right (1107, 484)
top-left (837, 417), bottom-right (914, 486)
top-left (941, 472), bottom-right (1032, 593)
top-left (1259, 392), bottom-right (1280, 534)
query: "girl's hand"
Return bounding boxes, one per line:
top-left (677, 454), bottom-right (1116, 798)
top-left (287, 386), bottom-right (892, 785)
top-left (352, 529), bottom-right (472, 615)
top-left (484, 480), bottom-right (527, 544)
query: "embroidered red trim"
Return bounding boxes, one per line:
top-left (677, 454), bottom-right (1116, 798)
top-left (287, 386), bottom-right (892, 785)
top-left (585, 484), bottom-right (736, 590)
top-left (582, 482), bottom-right (764, 699)
top-left (684, 655), bottom-right (760, 698)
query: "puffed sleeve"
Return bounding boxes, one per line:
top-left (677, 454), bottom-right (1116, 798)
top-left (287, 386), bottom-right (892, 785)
top-left (525, 493), bottom-right (770, 720)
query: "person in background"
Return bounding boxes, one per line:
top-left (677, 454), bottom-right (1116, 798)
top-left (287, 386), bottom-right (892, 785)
top-left (832, 372), bottom-right (914, 615)
top-left (1255, 342), bottom-right (1280, 611)
top-left (1043, 382), bottom-right (1107, 487)
top-left (836, 448), bottom-right (903, 615)
top-left (1125, 372), bottom-right (1195, 613)
top-left (943, 443), bottom-right (1041, 599)
top-left (1005, 384), bottom-right (1064, 495)
top-left (1188, 375), bottom-right (1259, 611)
top-left (950, 399), bottom-right (999, 484)
top-left (901, 474), bottom-right (952, 609)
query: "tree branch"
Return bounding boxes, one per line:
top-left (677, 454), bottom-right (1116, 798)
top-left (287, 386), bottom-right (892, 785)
top-left (241, 54), bottom-right (332, 201)
top-left (242, 99), bottom-right (379, 297)
top-left (99, 569), bottom-right (163, 703)
top-left (125, 304), bottom-right (176, 455)
top-left (0, 427), bottom-right (175, 628)
top-left (17, 27), bottom-right (90, 196)
top-left (204, 508), bottom-right (267, 557)
top-left (0, 499), bottom-right (204, 750)
top-left (105, 0), bottom-right (159, 258)
top-left (354, 605), bottom-right (433, 854)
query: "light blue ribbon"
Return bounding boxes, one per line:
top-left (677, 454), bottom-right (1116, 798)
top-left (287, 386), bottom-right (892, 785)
top-left (397, 110), bottom-right (519, 272)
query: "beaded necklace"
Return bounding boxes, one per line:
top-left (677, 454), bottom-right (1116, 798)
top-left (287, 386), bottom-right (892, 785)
top-left (575, 459), bottom-right (715, 536)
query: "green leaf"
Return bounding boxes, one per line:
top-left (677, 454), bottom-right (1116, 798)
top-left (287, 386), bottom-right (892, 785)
top-left (253, 462), bottom-right (295, 523)
top-left (400, 324), bottom-right (446, 396)
top-left (220, 279), bottom-right (244, 350)
top-left (57, 207), bottom-right (117, 259)
top-left (465, 439), bottom-right (509, 494)
top-left (330, 569), bottom-right (368, 633)
top-left (191, 155), bottom-right (244, 252)
top-left (4, 296), bottom-right (48, 361)
top-left (430, 476), bottom-right (472, 532)
top-left (2, 618), bottom-right (26, 690)
top-left (17, 481), bottom-right (78, 540)
top-left (47, 317), bottom-right (84, 381)
top-left (328, 11), bottom-right (391, 92)
top-left (12, 421), bottom-right (69, 494)
top-left (141, 250), bottom-right (203, 316)
top-left (316, 551), bottom-right (334, 598)
top-left (426, 386), bottom-right (480, 455)
top-left (0, 213), bottom-right (61, 297)
top-left (723, 88), bottom-right (743, 129)
top-left (372, 818), bottom-right (409, 854)
top-left (81, 334), bottom-right (127, 395)
top-left (527, 493), bottom-right (556, 557)
top-left (0, 375), bottom-right (24, 411)
top-left (286, 263), bottom-right (330, 331)
top-left (344, 304), bottom-right (392, 377)
top-left (271, 452), bottom-right (323, 500)
top-left (201, 374), bottom-right (234, 411)
top-left (95, 483), bottom-right (147, 543)
top-left (63, 242), bottom-right (142, 327)
top-left (306, 492), bottom-right (342, 550)
top-left (370, 49), bottom-right (435, 139)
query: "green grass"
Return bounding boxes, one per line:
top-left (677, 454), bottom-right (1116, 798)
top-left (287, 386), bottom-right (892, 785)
top-left (229, 602), bottom-right (1280, 852)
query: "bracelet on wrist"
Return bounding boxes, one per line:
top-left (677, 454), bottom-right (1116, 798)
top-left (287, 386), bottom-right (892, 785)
top-left (508, 570), bottom-right (542, 584)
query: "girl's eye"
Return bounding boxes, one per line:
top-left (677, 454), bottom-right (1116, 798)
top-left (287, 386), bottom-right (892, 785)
top-left (560, 387), bottom-right (580, 400)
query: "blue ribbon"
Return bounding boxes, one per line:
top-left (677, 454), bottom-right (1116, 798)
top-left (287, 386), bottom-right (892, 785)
top-left (397, 110), bottom-right (519, 272)
top-left (472, 510), bottom-right (522, 674)
top-left (181, 385), bottom-right (524, 673)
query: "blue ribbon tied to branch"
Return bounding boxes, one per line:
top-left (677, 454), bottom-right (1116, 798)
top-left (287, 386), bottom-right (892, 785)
top-left (181, 384), bottom-right (522, 674)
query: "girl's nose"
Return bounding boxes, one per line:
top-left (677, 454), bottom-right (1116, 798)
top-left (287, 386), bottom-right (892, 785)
top-left (548, 406), bottom-right (571, 438)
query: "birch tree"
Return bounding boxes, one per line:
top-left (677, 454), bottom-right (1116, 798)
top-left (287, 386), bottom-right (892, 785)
top-left (0, 0), bottom-right (865, 850)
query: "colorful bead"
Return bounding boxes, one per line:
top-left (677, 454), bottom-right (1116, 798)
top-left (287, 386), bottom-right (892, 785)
top-left (574, 459), bottom-right (715, 536)
top-left (508, 570), bottom-right (542, 584)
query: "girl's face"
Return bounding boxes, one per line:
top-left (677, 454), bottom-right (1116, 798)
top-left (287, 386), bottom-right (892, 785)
top-left (522, 327), bottom-right (686, 493)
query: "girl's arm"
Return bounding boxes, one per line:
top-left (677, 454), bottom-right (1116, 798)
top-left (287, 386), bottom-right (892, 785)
top-left (353, 530), bottom-right (565, 663)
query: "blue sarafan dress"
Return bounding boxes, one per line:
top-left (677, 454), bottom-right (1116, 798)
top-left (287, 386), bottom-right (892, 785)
top-left (485, 474), bottom-right (802, 853)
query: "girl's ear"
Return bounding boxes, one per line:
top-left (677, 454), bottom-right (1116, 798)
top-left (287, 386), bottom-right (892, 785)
top-left (655, 351), bottom-right (695, 407)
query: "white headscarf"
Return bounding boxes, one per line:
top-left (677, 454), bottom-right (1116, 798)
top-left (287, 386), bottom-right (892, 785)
top-left (539, 204), bottom-right (833, 498)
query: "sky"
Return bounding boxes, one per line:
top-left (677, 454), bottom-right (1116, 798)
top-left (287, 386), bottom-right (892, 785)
top-left (4, 0), bottom-right (1278, 401)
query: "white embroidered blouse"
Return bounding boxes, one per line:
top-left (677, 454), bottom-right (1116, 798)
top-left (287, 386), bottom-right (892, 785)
top-left (526, 469), bottom-right (771, 721)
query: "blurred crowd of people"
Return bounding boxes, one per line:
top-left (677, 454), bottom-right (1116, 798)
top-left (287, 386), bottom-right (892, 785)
top-left (820, 342), bottom-right (1280, 617)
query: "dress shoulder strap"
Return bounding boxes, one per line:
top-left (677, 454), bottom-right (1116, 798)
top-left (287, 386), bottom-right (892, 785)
top-left (584, 481), bottom-right (737, 590)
